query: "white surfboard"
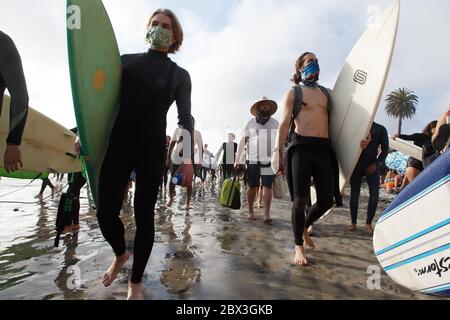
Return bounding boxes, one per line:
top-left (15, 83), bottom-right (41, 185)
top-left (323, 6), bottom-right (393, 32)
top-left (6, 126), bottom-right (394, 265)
top-left (330, 1), bottom-right (400, 194)
top-left (373, 150), bottom-right (450, 297)
top-left (0, 95), bottom-right (81, 174)
top-left (389, 137), bottom-right (423, 161)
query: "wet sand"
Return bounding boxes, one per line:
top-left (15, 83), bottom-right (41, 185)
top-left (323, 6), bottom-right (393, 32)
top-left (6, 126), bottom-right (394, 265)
top-left (0, 176), bottom-right (442, 300)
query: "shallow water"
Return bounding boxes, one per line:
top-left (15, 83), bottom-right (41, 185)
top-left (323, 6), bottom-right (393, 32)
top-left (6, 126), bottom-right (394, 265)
top-left (0, 176), bottom-right (441, 300)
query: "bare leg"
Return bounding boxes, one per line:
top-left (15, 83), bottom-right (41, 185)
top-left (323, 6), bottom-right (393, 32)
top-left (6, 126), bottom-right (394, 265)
top-left (247, 187), bottom-right (257, 220)
top-left (401, 167), bottom-right (420, 190)
top-left (185, 185), bottom-right (192, 210)
top-left (262, 187), bottom-right (272, 223)
top-left (166, 183), bottom-right (175, 207)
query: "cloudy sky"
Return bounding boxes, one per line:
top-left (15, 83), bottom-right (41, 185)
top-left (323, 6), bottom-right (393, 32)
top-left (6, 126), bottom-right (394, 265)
top-left (1, 0), bottom-right (449, 151)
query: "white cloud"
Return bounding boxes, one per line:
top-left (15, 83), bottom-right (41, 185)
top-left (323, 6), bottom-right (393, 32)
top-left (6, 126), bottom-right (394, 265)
top-left (1, 0), bottom-right (449, 152)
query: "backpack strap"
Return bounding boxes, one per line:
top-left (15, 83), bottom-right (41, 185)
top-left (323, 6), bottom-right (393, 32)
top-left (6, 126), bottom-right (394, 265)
top-left (318, 85), bottom-right (332, 114)
top-left (288, 85), bottom-right (304, 143)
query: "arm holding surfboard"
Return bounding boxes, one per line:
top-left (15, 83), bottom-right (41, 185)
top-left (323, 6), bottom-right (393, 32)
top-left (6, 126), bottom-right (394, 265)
top-left (0, 31), bottom-right (29, 173)
top-left (432, 107), bottom-right (450, 152)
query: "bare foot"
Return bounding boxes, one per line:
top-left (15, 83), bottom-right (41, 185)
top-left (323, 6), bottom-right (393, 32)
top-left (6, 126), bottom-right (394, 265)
top-left (127, 280), bottom-right (145, 300)
top-left (247, 213), bottom-right (256, 221)
top-left (166, 198), bottom-right (173, 208)
top-left (72, 224), bottom-right (80, 233)
top-left (62, 226), bottom-right (73, 234)
top-left (307, 225), bottom-right (314, 235)
top-left (303, 230), bottom-right (315, 249)
top-left (102, 251), bottom-right (130, 287)
top-left (347, 224), bottom-right (357, 232)
top-left (365, 224), bottom-right (374, 234)
top-left (34, 193), bottom-right (43, 199)
top-left (294, 246), bottom-right (309, 266)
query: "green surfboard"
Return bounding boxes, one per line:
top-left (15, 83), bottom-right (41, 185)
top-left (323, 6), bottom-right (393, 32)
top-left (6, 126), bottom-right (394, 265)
top-left (66, 0), bottom-right (121, 206)
top-left (0, 168), bottom-right (48, 180)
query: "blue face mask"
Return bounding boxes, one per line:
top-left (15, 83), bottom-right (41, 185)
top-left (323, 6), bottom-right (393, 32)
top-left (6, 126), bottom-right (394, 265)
top-left (301, 60), bottom-right (320, 87)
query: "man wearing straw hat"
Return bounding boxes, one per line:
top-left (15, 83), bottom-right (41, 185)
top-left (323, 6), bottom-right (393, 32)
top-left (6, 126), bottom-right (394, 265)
top-left (235, 97), bottom-right (279, 224)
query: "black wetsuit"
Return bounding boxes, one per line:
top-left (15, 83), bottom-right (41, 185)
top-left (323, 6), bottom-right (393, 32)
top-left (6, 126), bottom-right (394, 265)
top-left (160, 143), bottom-right (170, 189)
top-left (0, 31), bottom-right (28, 145)
top-left (350, 122), bottom-right (389, 225)
top-left (63, 128), bottom-right (86, 226)
top-left (96, 49), bottom-right (193, 284)
top-left (399, 133), bottom-right (437, 168)
top-left (286, 135), bottom-right (335, 246)
top-left (218, 142), bottom-right (238, 179)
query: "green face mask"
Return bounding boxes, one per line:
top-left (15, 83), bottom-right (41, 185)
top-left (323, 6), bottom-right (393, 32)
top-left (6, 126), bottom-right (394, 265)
top-left (146, 26), bottom-right (173, 51)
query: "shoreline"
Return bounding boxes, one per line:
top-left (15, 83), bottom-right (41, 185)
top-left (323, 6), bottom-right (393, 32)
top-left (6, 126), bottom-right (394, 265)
top-left (0, 177), bottom-right (442, 300)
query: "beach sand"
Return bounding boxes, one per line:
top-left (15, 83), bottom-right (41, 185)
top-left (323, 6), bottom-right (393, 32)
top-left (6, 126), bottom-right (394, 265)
top-left (0, 176), bottom-right (441, 300)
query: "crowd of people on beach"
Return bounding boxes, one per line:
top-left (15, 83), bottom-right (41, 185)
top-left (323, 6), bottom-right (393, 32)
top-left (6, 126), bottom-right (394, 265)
top-left (1, 8), bottom-right (450, 300)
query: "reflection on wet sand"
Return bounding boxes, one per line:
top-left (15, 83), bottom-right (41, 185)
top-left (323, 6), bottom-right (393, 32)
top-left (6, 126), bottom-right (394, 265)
top-left (0, 177), bottom-right (442, 300)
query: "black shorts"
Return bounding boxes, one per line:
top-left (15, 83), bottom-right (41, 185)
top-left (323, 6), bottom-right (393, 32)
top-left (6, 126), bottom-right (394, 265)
top-left (246, 162), bottom-right (275, 188)
top-left (407, 157), bottom-right (424, 171)
top-left (171, 164), bottom-right (180, 177)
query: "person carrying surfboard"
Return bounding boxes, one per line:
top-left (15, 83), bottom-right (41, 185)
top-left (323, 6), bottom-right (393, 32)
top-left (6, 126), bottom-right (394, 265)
top-left (95, 9), bottom-right (194, 300)
top-left (0, 31), bottom-right (29, 173)
top-left (392, 121), bottom-right (438, 190)
top-left (274, 52), bottom-right (355, 266)
top-left (348, 122), bottom-right (389, 234)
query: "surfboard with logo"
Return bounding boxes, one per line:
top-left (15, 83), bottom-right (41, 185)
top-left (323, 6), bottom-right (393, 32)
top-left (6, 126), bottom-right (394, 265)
top-left (67, 0), bottom-right (121, 206)
top-left (373, 150), bottom-right (450, 297)
top-left (330, 1), bottom-right (400, 194)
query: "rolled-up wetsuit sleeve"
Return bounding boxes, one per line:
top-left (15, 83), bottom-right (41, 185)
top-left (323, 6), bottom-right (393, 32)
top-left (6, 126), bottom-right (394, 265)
top-left (175, 68), bottom-right (194, 162)
top-left (0, 33), bottom-right (29, 145)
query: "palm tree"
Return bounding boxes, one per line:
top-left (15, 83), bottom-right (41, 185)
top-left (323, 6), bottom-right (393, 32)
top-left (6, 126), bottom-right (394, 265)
top-left (385, 88), bottom-right (418, 135)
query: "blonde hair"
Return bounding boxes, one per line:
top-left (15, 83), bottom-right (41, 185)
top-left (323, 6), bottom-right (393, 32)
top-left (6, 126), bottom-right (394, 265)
top-left (147, 9), bottom-right (183, 53)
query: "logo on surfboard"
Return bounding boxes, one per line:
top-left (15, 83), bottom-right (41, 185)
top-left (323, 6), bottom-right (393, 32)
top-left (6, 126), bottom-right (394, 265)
top-left (414, 256), bottom-right (450, 278)
top-left (354, 70), bottom-right (368, 85)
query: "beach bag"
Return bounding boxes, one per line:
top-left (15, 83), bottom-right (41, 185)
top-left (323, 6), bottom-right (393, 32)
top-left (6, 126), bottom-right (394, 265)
top-left (272, 176), bottom-right (291, 201)
top-left (54, 193), bottom-right (78, 247)
top-left (219, 176), bottom-right (241, 210)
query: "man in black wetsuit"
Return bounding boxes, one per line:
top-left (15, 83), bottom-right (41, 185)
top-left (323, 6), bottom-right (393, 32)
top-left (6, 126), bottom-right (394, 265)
top-left (349, 122), bottom-right (389, 234)
top-left (96, 9), bottom-right (194, 300)
top-left (0, 31), bottom-right (29, 173)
